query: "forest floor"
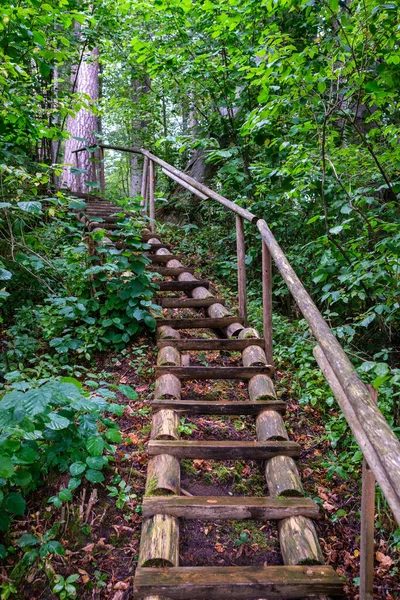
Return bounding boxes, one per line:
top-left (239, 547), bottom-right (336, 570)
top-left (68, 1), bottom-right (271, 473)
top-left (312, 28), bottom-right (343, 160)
top-left (5, 329), bottom-right (398, 600)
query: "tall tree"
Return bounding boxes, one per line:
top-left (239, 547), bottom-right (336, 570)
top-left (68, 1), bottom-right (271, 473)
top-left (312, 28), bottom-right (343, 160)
top-left (62, 44), bottom-right (101, 192)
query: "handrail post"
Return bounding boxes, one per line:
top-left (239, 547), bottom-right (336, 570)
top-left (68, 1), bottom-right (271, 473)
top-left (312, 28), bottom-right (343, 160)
top-left (360, 385), bottom-right (377, 600)
top-left (99, 146), bottom-right (105, 195)
top-left (262, 239), bottom-right (273, 364)
top-left (149, 159), bottom-right (155, 232)
top-left (236, 215), bottom-right (247, 326)
top-left (141, 156), bottom-right (149, 210)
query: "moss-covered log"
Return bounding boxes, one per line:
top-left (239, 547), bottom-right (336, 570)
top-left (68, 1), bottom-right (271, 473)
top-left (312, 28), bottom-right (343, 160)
top-left (248, 374), bottom-right (276, 401)
top-left (138, 514), bottom-right (179, 567)
top-left (145, 455), bottom-right (180, 496)
top-left (157, 326), bottom-right (181, 340)
top-left (151, 409), bottom-right (180, 440)
top-left (278, 516), bottom-right (324, 565)
top-left (256, 410), bottom-right (288, 441)
top-left (242, 345), bottom-right (267, 367)
top-left (265, 456), bottom-right (304, 497)
top-left (154, 374), bottom-right (181, 399)
top-left (157, 346), bottom-right (181, 366)
top-left (238, 327), bottom-right (260, 339)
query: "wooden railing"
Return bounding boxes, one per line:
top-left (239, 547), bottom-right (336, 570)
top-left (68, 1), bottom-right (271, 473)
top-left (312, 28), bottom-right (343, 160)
top-left (72, 142), bottom-right (400, 596)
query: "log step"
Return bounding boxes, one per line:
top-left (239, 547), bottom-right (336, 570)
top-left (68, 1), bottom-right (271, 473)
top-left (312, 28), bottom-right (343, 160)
top-left (134, 565), bottom-right (343, 599)
top-left (142, 232), bottom-right (161, 241)
top-left (155, 365), bottom-right (274, 379)
top-left (155, 316), bottom-right (241, 329)
top-left (156, 280), bottom-right (210, 291)
top-left (148, 439), bottom-right (300, 459)
top-left (147, 267), bottom-right (195, 276)
top-left (142, 496), bottom-right (319, 519)
top-left (152, 398), bottom-right (285, 415)
top-left (145, 242), bottom-right (173, 251)
top-left (157, 338), bottom-right (264, 350)
top-left (144, 254), bottom-right (185, 264)
top-left (156, 298), bottom-right (225, 308)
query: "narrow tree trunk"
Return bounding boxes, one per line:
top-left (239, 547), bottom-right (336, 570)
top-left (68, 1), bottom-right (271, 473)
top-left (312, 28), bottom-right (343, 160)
top-left (62, 46), bottom-right (100, 192)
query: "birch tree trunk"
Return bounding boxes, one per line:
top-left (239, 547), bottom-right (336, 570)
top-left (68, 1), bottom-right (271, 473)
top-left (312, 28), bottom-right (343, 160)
top-left (62, 46), bottom-right (100, 192)
top-left (130, 75), bottom-right (150, 197)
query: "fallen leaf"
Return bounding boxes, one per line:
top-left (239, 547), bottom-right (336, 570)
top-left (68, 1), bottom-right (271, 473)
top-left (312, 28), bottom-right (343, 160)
top-left (376, 551), bottom-right (393, 568)
top-left (215, 543), bottom-right (224, 553)
top-left (114, 581), bottom-right (130, 590)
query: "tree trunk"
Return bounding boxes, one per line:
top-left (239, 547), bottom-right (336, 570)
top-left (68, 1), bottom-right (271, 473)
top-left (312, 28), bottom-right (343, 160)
top-left (62, 46), bottom-right (100, 192)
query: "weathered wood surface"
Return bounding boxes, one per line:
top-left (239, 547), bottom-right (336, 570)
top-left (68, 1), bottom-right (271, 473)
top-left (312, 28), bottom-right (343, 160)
top-left (256, 410), bottom-right (289, 441)
top-left (150, 409), bottom-right (180, 440)
top-left (145, 455), bottom-right (180, 496)
top-left (157, 338), bottom-right (265, 351)
top-left (151, 398), bottom-right (286, 415)
top-left (156, 297), bottom-right (224, 308)
top-left (144, 254), bottom-right (185, 264)
top-left (262, 238), bottom-right (274, 364)
top-left (148, 439), bottom-right (300, 460)
top-left (156, 280), bottom-right (210, 292)
top-left (265, 456), bottom-right (304, 497)
top-left (157, 346), bottom-right (181, 367)
top-left (279, 516), bottom-right (324, 566)
top-left (155, 316), bottom-right (242, 329)
top-left (157, 325), bottom-right (181, 340)
top-left (155, 365), bottom-right (274, 380)
top-left (236, 215), bottom-right (247, 325)
top-left (142, 232), bottom-right (161, 241)
top-left (134, 565), bottom-right (343, 599)
top-left (138, 514), bottom-right (179, 567)
top-left (145, 242), bottom-right (173, 252)
top-left (248, 374), bottom-right (277, 400)
top-left (154, 374), bottom-right (181, 399)
top-left (242, 344), bottom-right (267, 367)
top-left (258, 219), bottom-right (400, 524)
top-left (239, 327), bottom-right (260, 339)
top-left (148, 267), bottom-right (195, 276)
top-left (142, 496), bottom-right (319, 519)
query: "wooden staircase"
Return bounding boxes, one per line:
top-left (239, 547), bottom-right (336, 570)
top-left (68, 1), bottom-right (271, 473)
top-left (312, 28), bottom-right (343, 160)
top-left (78, 200), bottom-right (343, 599)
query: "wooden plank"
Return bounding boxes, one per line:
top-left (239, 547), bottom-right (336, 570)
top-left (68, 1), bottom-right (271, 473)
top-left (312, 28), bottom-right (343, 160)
top-left (147, 266), bottom-right (195, 276)
top-left (236, 215), bottom-right (247, 326)
top-left (134, 565), bottom-right (343, 599)
top-left (157, 338), bottom-right (264, 351)
top-left (156, 280), bottom-right (210, 291)
top-left (360, 386), bottom-right (377, 600)
top-left (262, 238), bottom-right (274, 365)
top-left (148, 439), bottom-right (300, 460)
top-left (157, 297), bottom-right (225, 308)
top-left (145, 242), bottom-right (173, 252)
top-left (155, 316), bottom-right (241, 329)
top-left (151, 398), bottom-right (286, 415)
top-left (142, 232), bottom-right (161, 241)
top-left (144, 254), bottom-right (185, 264)
top-left (142, 496), bottom-right (319, 519)
top-left (155, 365), bottom-right (274, 379)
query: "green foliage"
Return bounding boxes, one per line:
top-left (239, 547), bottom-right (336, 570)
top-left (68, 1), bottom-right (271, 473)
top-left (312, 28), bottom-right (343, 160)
top-left (0, 377), bottom-right (125, 530)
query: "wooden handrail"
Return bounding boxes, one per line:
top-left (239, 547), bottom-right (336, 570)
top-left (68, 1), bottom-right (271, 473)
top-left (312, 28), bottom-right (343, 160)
top-left (72, 142), bottom-right (400, 525)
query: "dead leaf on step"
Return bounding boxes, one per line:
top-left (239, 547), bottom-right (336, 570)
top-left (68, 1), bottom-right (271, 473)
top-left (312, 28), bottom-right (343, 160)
top-left (215, 543), bottom-right (224, 553)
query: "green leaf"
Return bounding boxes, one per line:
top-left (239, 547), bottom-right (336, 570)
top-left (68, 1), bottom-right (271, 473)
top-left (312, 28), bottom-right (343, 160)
top-left (329, 225), bottom-right (343, 235)
top-left (317, 80), bottom-right (326, 94)
top-left (46, 540), bottom-right (65, 555)
top-left (118, 384), bottom-right (138, 399)
top-left (0, 456), bottom-right (14, 479)
top-left (47, 412), bottom-right (71, 430)
top-left (0, 269), bottom-right (12, 281)
top-left (85, 469), bottom-right (105, 483)
top-left (17, 534), bottom-right (38, 548)
top-left (70, 461), bottom-right (86, 476)
top-left (17, 201), bottom-right (42, 214)
top-left (86, 456), bottom-right (107, 469)
top-left (86, 436), bottom-right (105, 457)
top-left (4, 492), bottom-right (26, 515)
top-left (58, 488), bottom-right (72, 502)
top-left (106, 429), bottom-right (122, 443)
